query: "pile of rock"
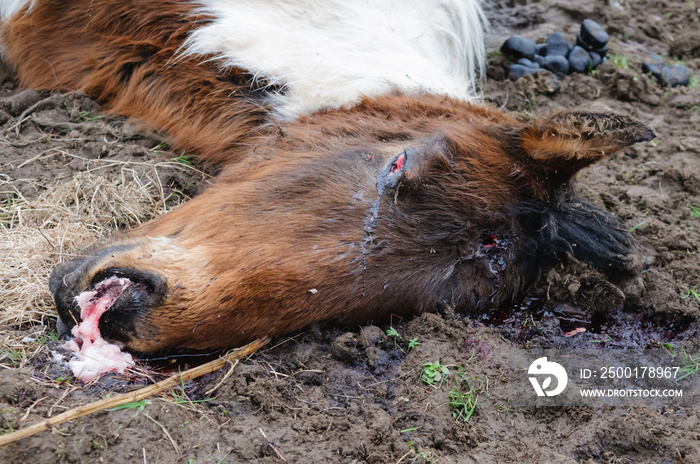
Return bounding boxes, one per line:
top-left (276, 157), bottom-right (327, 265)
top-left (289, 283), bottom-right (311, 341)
top-left (642, 55), bottom-right (691, 87)
top-left (502, 19), bottom-right (608, 81)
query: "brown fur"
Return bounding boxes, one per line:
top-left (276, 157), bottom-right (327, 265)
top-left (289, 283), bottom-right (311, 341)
top-left (4, 1), bottom-right (655, 354)
top-left (2, 0), bottom-right (268, 166)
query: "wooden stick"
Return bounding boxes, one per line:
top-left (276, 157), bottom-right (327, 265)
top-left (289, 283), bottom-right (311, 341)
top-left (0, 338), bottom-right (268, 447)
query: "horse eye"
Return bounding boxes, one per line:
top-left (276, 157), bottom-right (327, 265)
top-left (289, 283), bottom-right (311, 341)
top-left (482, 234), bottom-right (498, 248)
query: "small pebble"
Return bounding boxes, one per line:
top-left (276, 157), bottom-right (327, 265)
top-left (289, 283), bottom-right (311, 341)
top-left (568, 46), bottom-right (593, 73)
top-left (501, 36), bottom-right (537, 61)
top-left (543, 72), bottom-right (562, 93)
top-left (589, 52), bottom-right (602, 68)
top-left (516, 58), bottom-right (540, 68)
top-left (536, 43), bottom-right (547, 56)
top-left (533, 55), bottom-right (546, 66)
top-left (660, 65), bottom-right (691, 87)
top-left (508, 64), bottom-right (539, 81)
top-left (542, 55), bottom-right (569, 75)
top-left (545, 32), bottom-right (571, 57)
top-left (580, 19), bottom-right (609, 49)
top-left (642, 54), bottom-right (665, 78)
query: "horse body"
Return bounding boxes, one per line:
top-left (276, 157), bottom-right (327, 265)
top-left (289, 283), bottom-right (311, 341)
top-left (1, 1), bottom-right (653, 354)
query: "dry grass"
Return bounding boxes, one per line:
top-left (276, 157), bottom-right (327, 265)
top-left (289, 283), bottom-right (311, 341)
top-left (1, 171), bottom-right (169, 328)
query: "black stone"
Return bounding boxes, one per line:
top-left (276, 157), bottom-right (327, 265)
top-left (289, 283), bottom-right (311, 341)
top-left (594, 43), bottom-right (608, 57)
top-left (516, 58), bottom-right (540, 68)
top-left (536, 43), bottom-right (547, 56)
top-left (508, 64), bottom-right (539, 81)
top-left (501, 36), bottom-right (537, 61)
top-left (580, 19), bottom-right (609, 50)
top-left (576, 33), bottom-right (590, 51)
top-left (660, 65), bottom-right (691, 87)
top-left (577, 34), bottom-right (608, 57)
top-left (589, 52), bottom-right (602, 69)
top-left (545, 32), bottom-right (571, 57)
top-left (542, 55), bottom-right (569, 75)
top-left (568, 46), bottom-right (593, 73)
top-left (642, 54), bottom-right (665, 78)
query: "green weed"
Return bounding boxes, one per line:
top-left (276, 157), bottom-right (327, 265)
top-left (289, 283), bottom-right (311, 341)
top-left (522, 98), bottom-right (538, 115)
top-left (689, 203), bottom-right (700, 218)
top-left (689, 75), bottom-right (699, 89)
top-left (173, 153), bottom-right (196, 166)
top-left (74, 111), bottom-right (105, 123)
top-left (680, 284), bottom-right (700, 303)
top-left (150, 142), bottom-right (168, 153)
top-left (170, 374), bottom-right (215, 406)
top-left (0, 348), bottom-right (24, 367)
top-left (106, 400), bottom-right (152, 412)
top-left (628, 220), bottom-right (648, 233)
top-left (386, 327), bottom-right (402, 349)
top-left (421, 361), bottom-right (450, 387)
top-left (610, 54), bottom-right (630, 70)
top-left (400, 426), bottom-right (421, 433)
top-left (439, 368), bottom-right (486, 422)
top-left (676, 351), bottom-right (700, 381)
top-left (36, 331), bottom-right (61, 346)
top-left (1, 421), bottom-right (14, 435)
top-left (587, 63), bottom-right (601, 77)
top-left (496, 403), bottom-right (514, 414)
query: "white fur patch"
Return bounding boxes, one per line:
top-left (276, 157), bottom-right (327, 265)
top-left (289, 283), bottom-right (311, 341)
top-left (0, 0), bottom-right (34, 55)
top-left (0, 0), bottom-right (33, 21)
top-left (185, 0), bottom-right (486, 118)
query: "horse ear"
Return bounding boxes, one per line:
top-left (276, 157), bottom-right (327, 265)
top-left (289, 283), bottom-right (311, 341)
top-left (519, 111), bottom-right (655, 185)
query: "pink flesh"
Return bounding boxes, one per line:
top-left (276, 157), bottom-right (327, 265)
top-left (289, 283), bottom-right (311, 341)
top-left (391, 153), bottom-right (405, 174)
top-left (65, 277), bottom-right (135, 382)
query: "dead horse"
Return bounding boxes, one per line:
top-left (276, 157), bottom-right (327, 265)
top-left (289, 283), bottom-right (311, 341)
top-left (0, 0), bottom-right (654, 355)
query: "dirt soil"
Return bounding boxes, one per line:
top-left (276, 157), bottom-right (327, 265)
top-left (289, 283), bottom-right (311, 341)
top-left (1, 0), bottom-right (700, 463)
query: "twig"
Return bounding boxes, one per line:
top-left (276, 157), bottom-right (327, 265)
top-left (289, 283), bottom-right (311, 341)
top-left (204, 359), bottom-right (238, 396)
top-left (395, 449), bottom-right (413, 464)
top-left (0, 338), bottom-right (268, 447)
top-left (30, 117), bottom-right (107, 134)
top-left (19, 397), bottom-right (47, 423)
top-left (259, 428), bottom-right (286, 462)
top-left (10, 94), bottom-right (63, 133)
top-left (48, 385), bottom-right (79, 417)
top-left (144, 413), bottom-right (180, 457)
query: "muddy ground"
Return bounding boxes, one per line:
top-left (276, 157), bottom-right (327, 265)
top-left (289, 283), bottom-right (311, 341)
top-left (1, 0), bottom-right (700, 463)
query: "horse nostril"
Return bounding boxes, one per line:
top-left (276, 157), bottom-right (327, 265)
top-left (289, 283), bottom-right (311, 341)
top-left (50, 257), bottom-right (90, 334)
top-left (49, 259), bottom-right (85, 294)
top-left (48, 241), bottom-right (167, 342)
